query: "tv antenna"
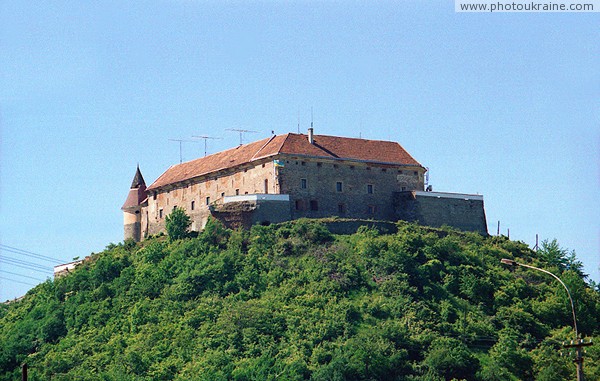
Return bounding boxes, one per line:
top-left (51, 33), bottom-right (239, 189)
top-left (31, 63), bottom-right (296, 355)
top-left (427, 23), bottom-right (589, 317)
top-left (226, 128), bottom-right (257, 145)
top-left (192, 135), bottom-right (222, 157)
top-left (168, 139), bottom-right (197, 164)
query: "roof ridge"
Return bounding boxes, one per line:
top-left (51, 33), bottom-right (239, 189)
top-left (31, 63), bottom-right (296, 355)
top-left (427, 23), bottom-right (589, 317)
top-left (250, 134), bottom-right (278, 161)
top-left (274, 133), bottom-right (290, 155)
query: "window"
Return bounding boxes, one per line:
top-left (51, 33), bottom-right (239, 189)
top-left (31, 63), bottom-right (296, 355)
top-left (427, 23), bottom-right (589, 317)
top-left (310, 200), bottom-right (319, 211)
top-left (221, 192), bottom-right (225, 198)
top-left (317, 162), bottom-right (322, 167)
top-left (336, 182), bottom-right (343, 192)
top-left (414, 171), bottom-right (418, 175)
top-left (367, 184), bottom-right (373, 194)
top-left (333, 164), bottom-right (338, 169)
top-left (301, 178), bottom-right (307, 189)
top-left (398, 170), bottom-right (403, 174)
top-left (191, 201), bottom-right (195, 211)
top-left (153, 192), bottom-right (157, 200)
top-left (301, 161), bottom-right (306, 166)
top-left (401, 186), bottom-right (407, 191)
top-left (235, 189), bottom-right (240, 195)
top-left (159, 209), bottom-right (163, 218)
top-left (368, 205), bottom-right (376, 214)
top-left (206, 197), bottom-right (210, 205)
top-left (264, 179), bottom-right (269, 194)
top-left (262, 163), bottom-right (266, 168)
top-left (366, 167), bottom-right (371, 171)
top-left (350, 165), bottom-right (355, 170)
top-left (295, 200), bottom-right (304, 211)
top-left (381, 168), bottom-right (387, 172)
top-left (338, 203), bottom-right (346, 214)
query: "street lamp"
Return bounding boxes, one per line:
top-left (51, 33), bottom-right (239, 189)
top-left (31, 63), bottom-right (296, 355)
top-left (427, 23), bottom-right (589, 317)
top-left (500, 258), bottom-right (592, 381)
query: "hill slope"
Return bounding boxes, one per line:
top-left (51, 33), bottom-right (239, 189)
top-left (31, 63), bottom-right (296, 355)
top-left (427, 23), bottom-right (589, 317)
top-left (1, 219), bottom-right (599, 380)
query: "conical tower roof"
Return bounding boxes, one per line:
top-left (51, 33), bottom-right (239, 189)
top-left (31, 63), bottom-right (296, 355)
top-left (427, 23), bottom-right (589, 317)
top-left (122, 166), bottom-right (148, 210)
top-left (130, 165), bottom-right (146, 188)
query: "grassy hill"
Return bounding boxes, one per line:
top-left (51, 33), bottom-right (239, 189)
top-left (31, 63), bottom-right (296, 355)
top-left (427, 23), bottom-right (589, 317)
top-left (1, 219), bottom-right (599, 380)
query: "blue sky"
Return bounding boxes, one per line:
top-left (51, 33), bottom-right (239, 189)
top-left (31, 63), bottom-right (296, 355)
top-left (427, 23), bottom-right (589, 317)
top-left (1, 1), bottom-right (598, 301)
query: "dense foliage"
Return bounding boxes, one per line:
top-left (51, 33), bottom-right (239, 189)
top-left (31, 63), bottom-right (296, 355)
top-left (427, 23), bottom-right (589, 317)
top-left (1, 219), bottom-right (598, 380)
top-left (165, 207), bottom-right (192, 241)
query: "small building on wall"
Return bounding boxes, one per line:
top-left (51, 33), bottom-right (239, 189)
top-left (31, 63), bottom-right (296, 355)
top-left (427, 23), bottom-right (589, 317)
top-left (122, 129), bottom-right (487, 240)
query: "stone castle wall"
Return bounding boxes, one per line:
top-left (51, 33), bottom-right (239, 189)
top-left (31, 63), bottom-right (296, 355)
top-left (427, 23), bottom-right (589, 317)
top-left (137, 166), bottom-right (488, 239)
top-left (144, 159), bottom-right (276, 237)
top-left (140, 155), bottom-right (426, 239)
top-left (277, 155), bottom-right (425, 221)
top-left (394, 191), bottom-right (488, 235)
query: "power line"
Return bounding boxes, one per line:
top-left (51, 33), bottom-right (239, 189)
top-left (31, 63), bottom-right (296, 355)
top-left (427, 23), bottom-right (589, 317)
top-left (0, 256), bottom-right (53, 273)
top-left (0, 269), bottom-right (45, 282)
top-left (0, 255), bottom-right (53, 270)
top-left (0, 244), bottom-right (61, 263)
top-left (0, 276), bottom-right (37, 287)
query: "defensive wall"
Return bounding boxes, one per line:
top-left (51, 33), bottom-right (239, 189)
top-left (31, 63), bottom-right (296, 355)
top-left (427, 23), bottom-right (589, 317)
top-left (394, 191), bottom-right (488, 235)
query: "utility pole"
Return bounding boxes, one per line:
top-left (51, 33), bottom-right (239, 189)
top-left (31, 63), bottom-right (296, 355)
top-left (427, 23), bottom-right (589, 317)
top-left (21, 363), bottom-right (27, 381)
top-left (563, 339), bottom-right (593, 381)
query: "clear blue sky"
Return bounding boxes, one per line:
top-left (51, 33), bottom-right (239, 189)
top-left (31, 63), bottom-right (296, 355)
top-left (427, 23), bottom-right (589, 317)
top-left (1, 1), bottom-right (598, 301)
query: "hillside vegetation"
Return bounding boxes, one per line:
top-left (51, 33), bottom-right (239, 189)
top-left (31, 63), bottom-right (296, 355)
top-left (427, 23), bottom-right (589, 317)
top-left (1, 219), bottom-right (599, 380)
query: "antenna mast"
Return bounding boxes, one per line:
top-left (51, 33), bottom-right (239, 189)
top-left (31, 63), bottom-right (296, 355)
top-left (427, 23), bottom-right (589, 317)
top-left (226, 128), bottom-right (257, 145)
top-left (168, 139), bottom-right (198, 164)
top-left (169, 139), bottom-right (184, 164)
top-left (192, 135), bottom-right (222, 157)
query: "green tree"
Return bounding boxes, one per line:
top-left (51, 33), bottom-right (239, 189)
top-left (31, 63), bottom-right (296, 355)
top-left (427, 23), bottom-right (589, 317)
top-left (166, 207), bottom-right (191, 240)
top-left (423, 337), bottom-right (479, 381)
top-left (538, 239), bottom-right (584, 276)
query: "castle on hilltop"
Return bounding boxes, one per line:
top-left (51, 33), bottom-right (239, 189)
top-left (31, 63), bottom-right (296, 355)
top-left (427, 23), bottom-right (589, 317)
top-left (122, 129), bottom-right (487, 241)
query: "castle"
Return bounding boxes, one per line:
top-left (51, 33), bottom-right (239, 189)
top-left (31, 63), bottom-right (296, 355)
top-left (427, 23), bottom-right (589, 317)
top-left (122, 129), bottom-right (487, 241)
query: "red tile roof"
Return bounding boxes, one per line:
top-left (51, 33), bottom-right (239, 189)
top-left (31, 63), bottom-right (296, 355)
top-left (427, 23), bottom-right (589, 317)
top-left (147, 133), bottom-right (422, 190)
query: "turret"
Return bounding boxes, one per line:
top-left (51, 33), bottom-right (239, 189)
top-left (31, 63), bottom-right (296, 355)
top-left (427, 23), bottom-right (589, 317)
top-left (121, 166), bottom-right (148, 242)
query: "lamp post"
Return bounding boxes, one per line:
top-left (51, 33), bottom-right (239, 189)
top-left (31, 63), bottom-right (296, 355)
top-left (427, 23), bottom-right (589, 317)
top-left (500, 259), bottom-right (592, 381)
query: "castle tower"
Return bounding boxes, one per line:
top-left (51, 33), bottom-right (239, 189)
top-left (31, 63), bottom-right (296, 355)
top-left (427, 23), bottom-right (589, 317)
top-left (121, 166), bottom-right (148, 242)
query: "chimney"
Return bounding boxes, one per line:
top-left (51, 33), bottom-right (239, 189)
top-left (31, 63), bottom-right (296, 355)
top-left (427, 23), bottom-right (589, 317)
top-left (308, 127), bottom-right (314, 144)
